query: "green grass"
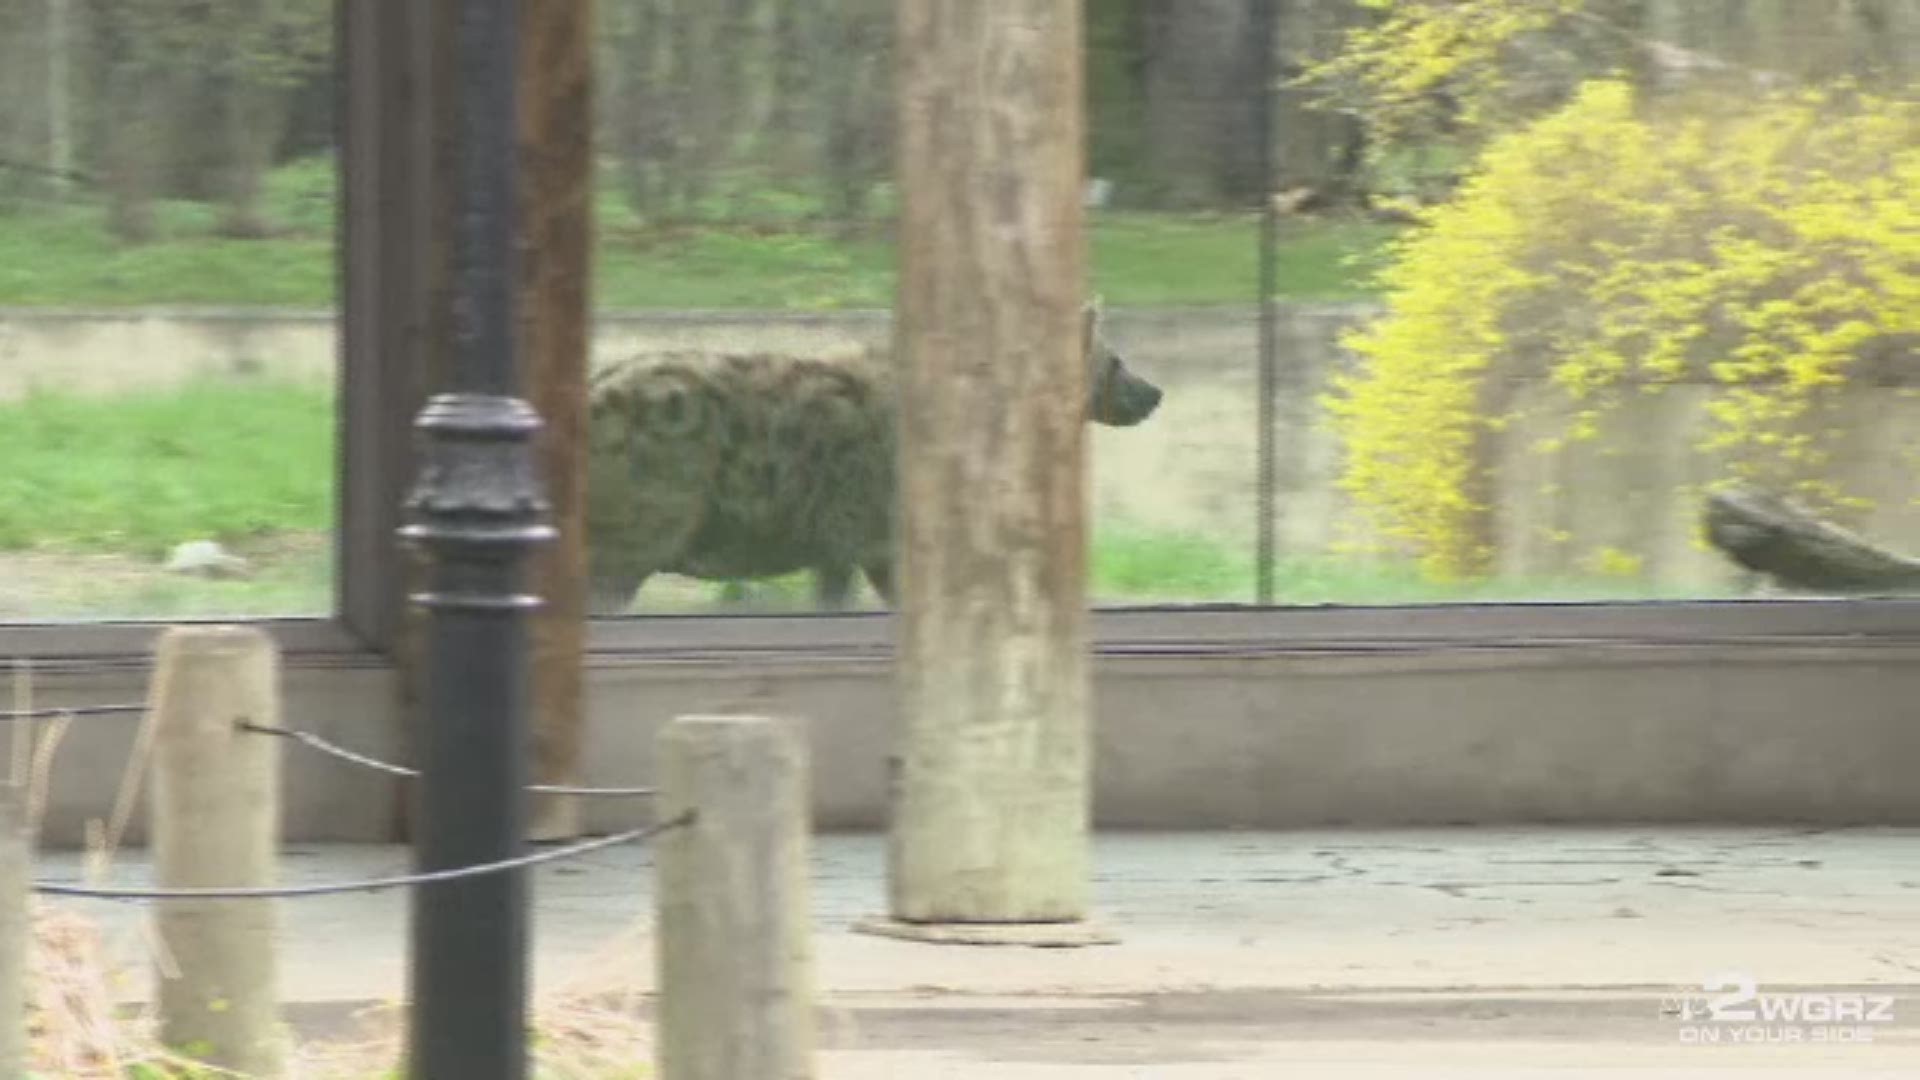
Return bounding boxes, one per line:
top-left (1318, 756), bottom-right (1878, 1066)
top-left (0, 378), bottom-right (1726, 619)
top-left (0, 155), bottom-right (1398, 310)
top-left (0, 379), bottom-right (335, 557)
top-left (1091, 215), bottom-right (1397, 305)
top-left (30, 542), bottom-right (335, 619)
top-left (1086, 526), bottom-right (1740, 607)
top-left (0, 202), bottom-right (338, 307)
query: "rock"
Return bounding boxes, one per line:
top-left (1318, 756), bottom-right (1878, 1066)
top-left (1702, 485), bottom-right (1920, 595)
top-left (165, 540), bottom-right (252, 580)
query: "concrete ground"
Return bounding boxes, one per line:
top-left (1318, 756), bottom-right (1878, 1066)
top-left (36, 827), bottom-right (1920, 1077)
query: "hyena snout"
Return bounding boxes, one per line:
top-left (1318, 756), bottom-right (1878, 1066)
top-left (1082, 300), bottom-right (1163, 428)
top-left (1091, 352), bottom-right (1163, 427)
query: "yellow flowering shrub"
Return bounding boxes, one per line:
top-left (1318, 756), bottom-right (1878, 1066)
top-left (1325, 78), bottom-right (1920, 580)
top-left (1306, 0), bottom-right (1596, 145)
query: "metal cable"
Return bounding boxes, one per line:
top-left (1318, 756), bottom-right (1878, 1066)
top-left (236, 721), bottom-right (657, 798)
top-left (0, 703), bottom-right (148, 722)
top-left (34, 813), bottom-right (691, 902)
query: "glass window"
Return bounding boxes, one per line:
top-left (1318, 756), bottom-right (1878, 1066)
top-left (1281, 0), bottom-right (1918, 607)
top-left (582, 0), bottom-right (1917, 616)
top-left (587, 0), bottom-right (898, 615)
top-left (0, 2), bottom-right (337, 621)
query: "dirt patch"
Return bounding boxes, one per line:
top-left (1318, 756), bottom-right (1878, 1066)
top-left (274, 985), bottom-right (1920, 1071)
top-left (0, 531), bottom-right (850, 621)
top-left (0, 532), bottom-right (333, 620)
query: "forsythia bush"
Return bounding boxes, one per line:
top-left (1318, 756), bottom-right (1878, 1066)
top-left (1307, 0), bottom-right (1594, 145)
top-left (1326, 78), bottom-right (1920, 580)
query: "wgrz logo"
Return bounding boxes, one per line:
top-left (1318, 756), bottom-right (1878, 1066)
top-left (1662, 972), bottom-right (1897, 1045)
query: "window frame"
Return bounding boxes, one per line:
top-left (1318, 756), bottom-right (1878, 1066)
top-left (4, 0), bottom-right (1920, 669)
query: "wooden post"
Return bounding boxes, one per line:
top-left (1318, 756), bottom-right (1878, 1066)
top-left (0, 665), bottom-right (31, 1077)
top-left (150, 625), bottom-right (284, 1078)
top-left (518, 0), bottom-right (594, 845)
top-left (0, 778), bottom-right (26, 1077)
top-left (873, 0), bottom-right (1110, 942)
top-left (655, 716), bottom-right (813, 1080)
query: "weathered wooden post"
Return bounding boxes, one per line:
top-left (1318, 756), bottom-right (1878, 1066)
top-left (518, 0), bottom-right (594, 846)
top-left (150, 625), bottom-right (284, 1077)
top-left (0, 735), bottom-right (27, 1077)
top-left (655, 715), bottom-right (814, 1080)
top-left (0, 665), bottom-right (33, 1077)
top-left (864, 0), bottom-right (1111, 944)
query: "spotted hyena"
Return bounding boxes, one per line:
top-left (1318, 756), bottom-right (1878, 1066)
top-left (585, 301), bottom-right (1163, 613)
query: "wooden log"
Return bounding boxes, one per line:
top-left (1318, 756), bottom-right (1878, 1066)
top-left (150, 625), bottom-right (285, 1077)
top-left (1703, 485), bottom-right (1920, 594)
top-left (655, 715), bottom-right (814, 1080)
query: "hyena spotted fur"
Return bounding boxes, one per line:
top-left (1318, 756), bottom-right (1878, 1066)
top-left (585, 301), bottom-right (1163, 613)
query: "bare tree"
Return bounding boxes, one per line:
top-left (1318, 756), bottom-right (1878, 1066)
top-left (602, 0), bottom-right (669, 215)
top-left (86, 0), bottom-right (164, 241)
top-left (819, 0), bottom-right (890, 234)
top-left (47, 0), bottom-right (75, 200)
top-left (206, 0), bottom-right (330, 237)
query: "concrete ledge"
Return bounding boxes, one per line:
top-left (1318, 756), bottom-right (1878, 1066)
top-left (12, 621), bottom-right (1920, 847)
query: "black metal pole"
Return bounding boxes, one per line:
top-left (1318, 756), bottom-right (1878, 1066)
top-left (398, 0), bottom-right (551, 1073)
top-left (1255, 0), bottom-right (1279, 606)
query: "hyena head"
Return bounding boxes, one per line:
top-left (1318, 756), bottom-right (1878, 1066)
top-left (1083, 298), bottom-right (1162, 427)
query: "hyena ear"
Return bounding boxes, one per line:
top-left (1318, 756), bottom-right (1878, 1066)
top-left (1082, 295), bottom-right (1103, 337)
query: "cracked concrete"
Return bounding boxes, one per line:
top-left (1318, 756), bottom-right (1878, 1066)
top-left (35, 827), bottom-right (1920, 1075)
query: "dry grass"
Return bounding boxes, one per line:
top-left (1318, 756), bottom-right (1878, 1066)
top-left (24, 903), bottom-right (661, 1078)
top-left (284, 920), bottom-right (659, 1079)
top-left (11, 661), bottom-right (660, 1078)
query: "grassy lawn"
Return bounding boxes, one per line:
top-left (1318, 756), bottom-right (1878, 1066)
top-left (0, 156), bottom-right (1396, 310)
top-left (0, 379), bottom-right (1723, 619)
top-left (1086, 527), bottom-right (1737, 607)
top-left (0, 380), bottom-right (334, 558)
top-left (0, 156), bottom-right (1714, 616)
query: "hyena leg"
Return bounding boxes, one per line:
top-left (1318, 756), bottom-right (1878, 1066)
top-left (587, 571), bottom-right (650, 616)
top-left (815, 563), bottom-right (857, 610)
top-left (861, 559), bottom-right (895, 607)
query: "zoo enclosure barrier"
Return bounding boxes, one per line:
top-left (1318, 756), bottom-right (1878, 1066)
top-left (0, 625), bottom-right (814, 1080)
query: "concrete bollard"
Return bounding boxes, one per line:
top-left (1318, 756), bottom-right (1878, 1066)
top-left (655, 715), bottom-right (814, 1080)
top-left (150, 625), bottom-right (285, 1077)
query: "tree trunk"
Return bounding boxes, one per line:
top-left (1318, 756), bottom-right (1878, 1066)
top-left (820, 0), bottom-right (888, 235)
top-left (1847, 0), bottom-right (1920, 88)
top-left (1704, 486), bottom-right (1920, 594)
top-left (1085, 0), bottom-right (1151, 195)
top-left (1272, 0), bottom-right (1367, 205)
top-left (605, 0), bottom-right (663, 216)
top-left (764, 0), bottom-right (820, 179)
top-left (91, 0), bottom-right (156, 243)
top-left (218, 77), bottom-right (289, 238)
top-left (1140, 0), bottom-right (1260, 209)
top-left (0, 4), bottom-right (37, 210)
top-left (888, 0), bottom-right (1093, 925)
top-left (518, 0), bottom-right (594, 842)
top-left (46, 0), bottom-right (73, 200)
